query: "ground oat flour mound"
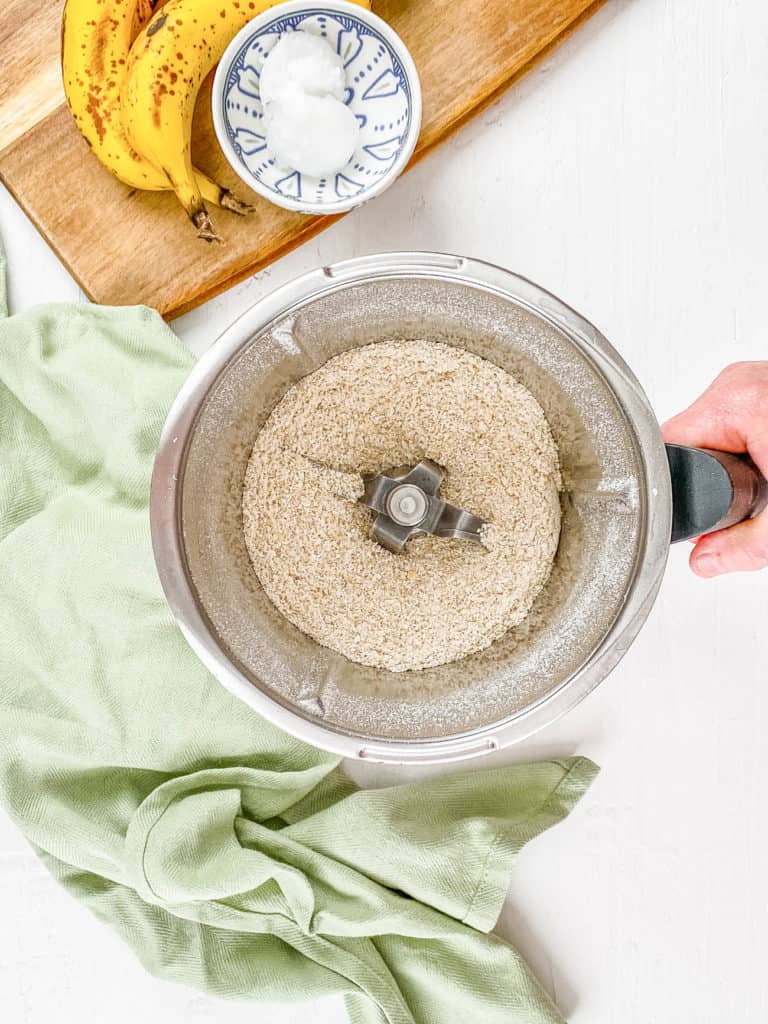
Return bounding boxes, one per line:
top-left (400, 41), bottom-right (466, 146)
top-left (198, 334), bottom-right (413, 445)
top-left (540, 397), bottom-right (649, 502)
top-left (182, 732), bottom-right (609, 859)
top-left (243, 340), bottom-right (561, 672)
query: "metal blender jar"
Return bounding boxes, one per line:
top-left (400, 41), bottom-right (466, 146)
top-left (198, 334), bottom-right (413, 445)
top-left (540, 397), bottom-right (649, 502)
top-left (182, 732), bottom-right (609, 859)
top-left (150, 253), bottom-right (767, 763)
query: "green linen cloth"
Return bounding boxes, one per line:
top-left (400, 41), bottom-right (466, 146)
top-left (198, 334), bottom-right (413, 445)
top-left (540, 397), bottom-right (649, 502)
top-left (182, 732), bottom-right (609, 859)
top-left (0, 252), bottom-right (597, 1023)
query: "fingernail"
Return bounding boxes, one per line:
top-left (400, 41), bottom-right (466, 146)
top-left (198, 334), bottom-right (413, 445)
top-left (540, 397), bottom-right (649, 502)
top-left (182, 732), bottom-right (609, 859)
top-left (693, 552), bottom-right (720, 577)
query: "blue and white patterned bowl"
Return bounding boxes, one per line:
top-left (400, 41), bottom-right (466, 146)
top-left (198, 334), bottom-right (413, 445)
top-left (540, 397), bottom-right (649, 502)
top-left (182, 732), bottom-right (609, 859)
top-left (212, 0), bottom-right (422, 214)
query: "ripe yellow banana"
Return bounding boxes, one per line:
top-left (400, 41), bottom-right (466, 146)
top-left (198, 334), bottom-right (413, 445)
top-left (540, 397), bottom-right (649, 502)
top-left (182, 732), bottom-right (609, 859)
top-left (61, 0), bottom-right (252, 214)
top-left (122, 0), bottom-right (370, 240)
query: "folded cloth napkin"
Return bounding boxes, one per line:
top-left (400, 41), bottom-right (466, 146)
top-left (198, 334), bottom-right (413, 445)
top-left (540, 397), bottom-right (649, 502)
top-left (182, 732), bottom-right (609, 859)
top-left (0, 249), bottom-right (597, 1024)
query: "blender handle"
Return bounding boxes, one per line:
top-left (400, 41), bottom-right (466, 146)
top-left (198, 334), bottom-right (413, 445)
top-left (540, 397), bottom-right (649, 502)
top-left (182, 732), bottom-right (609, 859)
top-left (666, 444), bottom-right (768, 544)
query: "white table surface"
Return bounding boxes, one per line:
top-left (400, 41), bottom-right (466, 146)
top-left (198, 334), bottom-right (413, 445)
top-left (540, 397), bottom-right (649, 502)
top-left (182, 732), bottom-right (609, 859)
top-left (3, 0), bottom-right (768, 1020)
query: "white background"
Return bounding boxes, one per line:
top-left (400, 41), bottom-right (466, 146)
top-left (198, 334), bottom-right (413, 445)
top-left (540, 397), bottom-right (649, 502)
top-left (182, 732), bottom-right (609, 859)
top-left (3, 0), bottom-right (768, 1020)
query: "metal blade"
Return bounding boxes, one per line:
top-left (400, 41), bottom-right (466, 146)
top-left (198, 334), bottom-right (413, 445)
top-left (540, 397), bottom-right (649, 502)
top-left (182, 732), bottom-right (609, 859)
top-left (360, 460), bottom-right (488, 553)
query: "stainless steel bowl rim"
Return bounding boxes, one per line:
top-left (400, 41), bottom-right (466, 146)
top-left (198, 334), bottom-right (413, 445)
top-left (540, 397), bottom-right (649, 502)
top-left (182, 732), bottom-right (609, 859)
top-left (150, 252), bottom-right (672, 763)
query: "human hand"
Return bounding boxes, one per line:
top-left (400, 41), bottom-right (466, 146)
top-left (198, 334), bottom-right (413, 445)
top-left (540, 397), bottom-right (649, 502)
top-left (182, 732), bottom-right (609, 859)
top-left (662, 361), bottom-right (768, 577)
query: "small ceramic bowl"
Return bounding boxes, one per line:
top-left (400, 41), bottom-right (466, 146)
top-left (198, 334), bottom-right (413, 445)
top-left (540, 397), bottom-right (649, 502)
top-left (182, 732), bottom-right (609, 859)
top-left (212, 0), bottom-right (422, 215)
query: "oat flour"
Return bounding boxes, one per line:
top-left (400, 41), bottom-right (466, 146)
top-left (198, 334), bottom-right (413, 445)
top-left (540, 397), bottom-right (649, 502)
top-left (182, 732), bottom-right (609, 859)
top-left (242, 340), bottom-right (561, 672)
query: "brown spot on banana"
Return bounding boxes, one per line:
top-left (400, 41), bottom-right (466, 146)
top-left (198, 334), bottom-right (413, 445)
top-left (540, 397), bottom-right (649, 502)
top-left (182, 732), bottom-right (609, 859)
top-left (86, 91), bottom-right (106, 142)
top-left (91, 21), bottom-right (110, 79)
top-left (152, 81), bottom-right (168, 128)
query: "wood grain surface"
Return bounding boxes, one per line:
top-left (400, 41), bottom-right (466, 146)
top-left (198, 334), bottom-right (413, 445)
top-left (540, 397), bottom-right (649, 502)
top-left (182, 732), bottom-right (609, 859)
top-left (0, 0), bottom-right (606, 316)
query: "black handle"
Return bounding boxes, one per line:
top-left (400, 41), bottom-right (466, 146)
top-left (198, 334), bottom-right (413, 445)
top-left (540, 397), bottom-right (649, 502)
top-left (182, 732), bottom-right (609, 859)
top-left (666, 444), bottom-right (768, 543)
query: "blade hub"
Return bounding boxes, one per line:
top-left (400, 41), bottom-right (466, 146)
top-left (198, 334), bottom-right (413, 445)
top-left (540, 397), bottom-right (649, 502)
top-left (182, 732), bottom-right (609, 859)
top-left (386, 483), bottom-right (429, 526)
top-left (360, 460), bottom-right (488, 554)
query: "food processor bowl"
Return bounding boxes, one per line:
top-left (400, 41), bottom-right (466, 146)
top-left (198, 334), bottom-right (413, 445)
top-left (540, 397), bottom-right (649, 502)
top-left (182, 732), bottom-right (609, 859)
top-left (150, 253), bottom-right (671, 763)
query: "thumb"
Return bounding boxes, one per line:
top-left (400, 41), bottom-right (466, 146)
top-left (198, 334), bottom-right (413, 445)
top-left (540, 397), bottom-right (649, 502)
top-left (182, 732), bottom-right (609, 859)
top-left (690, 512), bottom-right (768, 577)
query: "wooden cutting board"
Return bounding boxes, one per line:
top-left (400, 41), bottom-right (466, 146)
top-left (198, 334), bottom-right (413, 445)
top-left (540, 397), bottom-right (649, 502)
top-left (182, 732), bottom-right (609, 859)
top-left (0, 0), bottom-right (605, 318)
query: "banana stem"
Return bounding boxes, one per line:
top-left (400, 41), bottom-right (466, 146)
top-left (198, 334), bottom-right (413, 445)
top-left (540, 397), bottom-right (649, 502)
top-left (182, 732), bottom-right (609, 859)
top-left (195, 171), bottom-right (254, 215)
top-left (219, 190), bottom-right (256, 215)
top-left (190, 208), bottom-right (222, 243)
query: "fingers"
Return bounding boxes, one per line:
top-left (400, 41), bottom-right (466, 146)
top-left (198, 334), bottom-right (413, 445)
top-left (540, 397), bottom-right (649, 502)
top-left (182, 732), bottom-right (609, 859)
top-left (663, 362), bottom-right (768, 456)
top-left (662, 367), bottom-right (749, 452)
top-left (690, 511), bottom-right (768, 577)
top-left (744, 422), bottom-right (768, 479)
top-left (662, 405), bottom-right (743, 452)
top-left (663, 362), bottom-right (768, 576)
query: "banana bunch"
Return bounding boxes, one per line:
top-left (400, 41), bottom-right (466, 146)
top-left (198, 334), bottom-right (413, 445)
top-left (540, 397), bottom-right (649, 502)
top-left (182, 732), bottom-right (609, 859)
top-left (62, 0), bottom-right (370, 241)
